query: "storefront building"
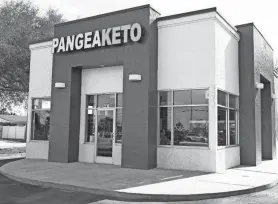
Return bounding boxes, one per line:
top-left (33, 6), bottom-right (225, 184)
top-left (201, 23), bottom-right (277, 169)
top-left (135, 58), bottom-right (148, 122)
top-left (26, 5), bottom-right (277, 173)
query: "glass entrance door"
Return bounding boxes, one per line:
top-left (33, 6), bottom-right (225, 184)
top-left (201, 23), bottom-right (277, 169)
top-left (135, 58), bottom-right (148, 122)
top-left (95, 109), bottom-right (114, 164)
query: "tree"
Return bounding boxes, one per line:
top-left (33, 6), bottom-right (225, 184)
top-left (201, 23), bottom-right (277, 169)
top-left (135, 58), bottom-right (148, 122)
top-left (0, 0), bottom-right (64, 113)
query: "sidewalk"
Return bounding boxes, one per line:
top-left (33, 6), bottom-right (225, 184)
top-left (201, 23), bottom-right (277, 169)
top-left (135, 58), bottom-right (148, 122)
top-left (1, 159), bottom-right (278, 201)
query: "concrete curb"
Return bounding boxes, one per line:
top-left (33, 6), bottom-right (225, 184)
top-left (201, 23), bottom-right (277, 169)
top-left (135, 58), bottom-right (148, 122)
top-left (1, 167), bottom-right (278, 202)
top-left (0, 154), bottom-right (25, 161)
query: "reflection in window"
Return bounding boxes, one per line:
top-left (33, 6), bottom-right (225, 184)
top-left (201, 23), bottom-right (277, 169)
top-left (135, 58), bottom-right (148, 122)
top-left (229, 95), bottom-right (236, 109)
top-left (86, 110), bottom-right (95, 142)
top-left (173, 107), bottom-right (208, 146)
top-left (174, 90), bottom-right (208, 105)
top-left (158, 89), bottom-right (209, 147)
top-left (218, 90), bottom-right (226, 106)
top-left (31, 98), bottom-right (51, 141)
top-left (85, 93), bottom-right (123, 144)
top-left (87, 95), bottom-right (97, 108)
top-left (160, 91), bottom-right (172, 106)
top-left (97, 110), bottom-right (113, 157)
top-left (97, 94), bottom-right (115, 108)
top-left (218, 107), bottom-right (227, 146)
top-left (159, 107), bottom-right (171, 145)
top-left (115, 109), bottom-right (123, 143)
top-left (117, 93), bottom-right (123, 107)
top-left (192, 90), bottom-right (208, 104)
top-left (217, 91), bottom-right (239, 146)
top-left (229, 110), bottom-right (236, 145)
top-left (33, 98), bottom-right (51, 110)
top-left (174, 90), bottom-right (191, 105)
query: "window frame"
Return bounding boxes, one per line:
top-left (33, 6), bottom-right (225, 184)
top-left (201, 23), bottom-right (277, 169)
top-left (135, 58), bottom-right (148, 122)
top-left (85, 93), bottom-right (123, 145)
top-left (30, 97), bottom-right (51, 141)
top-left (158, 88), bottom-right (209, 148)
top-left (217, 90), bottom-right (239, 147)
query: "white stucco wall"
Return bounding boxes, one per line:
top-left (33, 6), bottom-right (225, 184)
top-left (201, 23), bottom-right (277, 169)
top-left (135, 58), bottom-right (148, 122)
top-left (214, 17), bottom-right (240, 171)
top-left (79, 143), bottom-right (95, 163)
top-left (26, 41), bottom-right (53, 160)
top-left (113, 144), bottom-right (122, 166)
top-left (157, 147), bottom-right (214, 172)
top-left (157, 12), bottom-right (240, 172)
top-left (215, 20), bottom-right (239, 95)
top-left (78, 66), bottom-right (123, 164)
top-left (158, 12), bottom-right (215, 90)
top-left (216, 146), bottom-right (240, 172)
top-left (26, 141), bottom-right (49, 159)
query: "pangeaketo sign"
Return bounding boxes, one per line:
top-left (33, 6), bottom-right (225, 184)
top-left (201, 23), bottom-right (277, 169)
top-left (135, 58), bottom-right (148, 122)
top-left (52, 23), bottom-right (143, 54)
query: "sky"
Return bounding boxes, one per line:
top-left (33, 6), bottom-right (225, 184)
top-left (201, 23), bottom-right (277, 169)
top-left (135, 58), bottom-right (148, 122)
top-left (1, 0), bottom-right (278, 59)
top-left (17, 0), bottom-right (278, 60)
top-left (0, 0), bottom-right (277, 115)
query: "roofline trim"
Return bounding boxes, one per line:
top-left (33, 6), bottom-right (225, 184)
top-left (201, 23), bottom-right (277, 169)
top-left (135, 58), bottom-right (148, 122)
top-left (149, 5), bottom-right (161, 15)
top-left (29, 37), bottom-right (53, 46)
top-left (215, 17), bottom-right (240, 41)
top-left (157, 7), bottom-right (238, 34)
top-left (29, 41), bottom-right (52, 50)
top-left (158, 16), bottom-right (215, 29)
top-left (157, 7), bottom-right (217, 22)
top-left (215, 11), bottom-right (237, 33)
top-left (236, 23), bottom-right (273, 51)
top-left (55, 4), bottom-right (153, 28)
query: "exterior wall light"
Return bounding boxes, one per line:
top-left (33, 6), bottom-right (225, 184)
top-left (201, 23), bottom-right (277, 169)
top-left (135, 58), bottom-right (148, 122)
top-left (256, 82), bottom-right (264, 89)
top-left (129, 74), bottom-right (142, 81)
top-left (55, 82), bottom-right (66, 89)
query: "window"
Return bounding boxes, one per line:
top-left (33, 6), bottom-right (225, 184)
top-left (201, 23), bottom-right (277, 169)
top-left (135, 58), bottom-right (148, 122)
top-left (86, 93), bottom-right (123, 143)
top-left (86, 109), bottom-right (96, 142)
top-left (218, 107), bottom-right (226, 146)
top-left (159, 89), bottom-right (209, 147)
top-left (31, 98), bottom-right (51, 140)
top-left (97, 94), bottom-right (115, 108)
top-left (115, 109), bottom-right (123, 143)
top-left (159, 91), bottom-right (172, 106)
top-left (217, 90), bottom-right (239, 146)
top-left (159, 107), bottom-right (171, 145)
top-left (115, 93), bottom-right (123, 143)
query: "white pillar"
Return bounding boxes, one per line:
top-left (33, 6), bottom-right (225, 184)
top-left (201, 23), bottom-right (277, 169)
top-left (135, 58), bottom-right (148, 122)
top-left (208, 84), bottom-right (218, 172)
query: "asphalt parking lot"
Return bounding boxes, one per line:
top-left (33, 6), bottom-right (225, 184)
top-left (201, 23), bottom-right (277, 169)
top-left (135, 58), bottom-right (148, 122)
top-left (0, 159), bottom-right (106, 204)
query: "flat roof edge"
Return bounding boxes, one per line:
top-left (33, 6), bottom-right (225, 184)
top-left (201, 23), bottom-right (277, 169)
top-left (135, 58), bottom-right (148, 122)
top-left (215, 11), bottom-right (238, 33)
top-left (29, 40), bottom-right (52, 50)
top-left (149, 5), bottom-right (161, 15)
top-left (157, 7), bottom-right (217, 22)
top-left (157, 7), bottom-right (238, 38)
top-left (29, 37), bottom-right (53, 46)
top-left (55, 4), bottom-right (153, 27)
top-left (236, 23), bottom-right (273, 51)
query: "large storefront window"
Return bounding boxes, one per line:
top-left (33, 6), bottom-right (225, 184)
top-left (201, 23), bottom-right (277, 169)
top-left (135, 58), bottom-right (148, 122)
top-left (86, 93), bottom-right (123, 143)
top-left (159, 89), bottom-right (209, 147)
top-left (217, 90), bottom-right (239, 146)
top-left (31, 98), bottom-right (51, 140)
